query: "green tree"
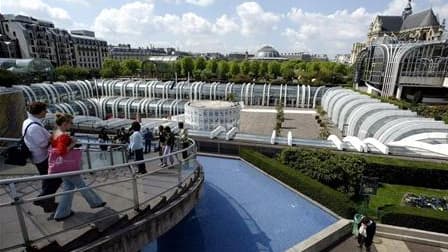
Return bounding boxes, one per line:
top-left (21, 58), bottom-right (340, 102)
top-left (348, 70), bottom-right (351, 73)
top-left (250, 61), bottom-right (260, 79)
top-left (206, 60), bottom-right (218, 75)
top-left (217, 60), bottom-right (230, 80)
top-left (194, 57), bottom-right (207, 72)
top-left (280, 62), bottom-right (295, 81)
top-left (120, 59), bottom-right (142, 76)
top-left (181, 56), bottom-right (194, 78)
top-left (101, 59), bottom-right (122, 78)
top-left (200, 69), bottom-right (213, 81)
top-left (259, 62), bottom-right (269, 79)
top-left (241, 60), bottom-right (251, 75)
top-left (268, 61), bottom-right (281, 79)
top-left (229, 61), bottom-right (240, 77)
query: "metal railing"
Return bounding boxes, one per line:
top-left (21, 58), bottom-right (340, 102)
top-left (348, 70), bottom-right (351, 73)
top-left (0, 138), bottom-right (200, 251)
top-left (0, 137), bottom-right (129, 172)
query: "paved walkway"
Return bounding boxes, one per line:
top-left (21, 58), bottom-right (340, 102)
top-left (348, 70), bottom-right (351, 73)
top-left (327, 235), bottom-right (448, 252)
top-left (0, 151), bottom-right (193, 250)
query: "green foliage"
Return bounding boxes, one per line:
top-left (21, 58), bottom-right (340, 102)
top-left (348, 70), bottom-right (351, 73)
top-left (259, 62), bottom-right (269, 79)
top-left (181, 56), bottom-right (194, 78)
top-left (217, 60), bottom-right (230, 80)
top-left (101, 58), bottom-right (122, 78)
top-left (240, 148), bottom-right (356, 218)
top-left (363, 155), bottom-right (448, 189)
top-left (280, 62), bottom-right (295, 81)
top-left (55, 65), bottom-right (89, 81)
top-left (229, 61), bottom-right (240, 76)
top-left (380, 205), bottom-right (448, 233)
top-left (249, 61), bottom-right (260, 79)
top-left (0, 69), bottom-right (20, 87)
top-left (268, 61), bottom-right (281, 79)
top-left (120, 59), bottom-right (142, 76)
top-left (240, 61), bottom-right (251, 75)
top-left (206, 60), bottom-right (218, 75)
top-left (227, 92), bottom-right (236, 102)
top-left (194, 57), bottom-right (206, 71)
top-left (278, 148), bottom-right (366, 195)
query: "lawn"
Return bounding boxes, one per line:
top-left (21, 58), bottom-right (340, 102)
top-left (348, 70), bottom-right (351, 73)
top-left (369, 183), bottom-right (448, 212)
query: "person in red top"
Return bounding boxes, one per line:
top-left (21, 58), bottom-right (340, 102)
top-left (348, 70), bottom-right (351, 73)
top-left (51, 113), bottom-right (106, 221)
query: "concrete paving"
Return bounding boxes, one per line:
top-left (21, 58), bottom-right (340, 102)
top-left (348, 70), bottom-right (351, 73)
top-left (240, 108), bottom-right (321, 138)
top-left (327, 235), bottom-right (446, 252)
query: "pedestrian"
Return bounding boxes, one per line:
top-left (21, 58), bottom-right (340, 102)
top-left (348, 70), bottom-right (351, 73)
top-left (162, 126), bottom-right (175, 167)
top-left (98, 128), bottom-right (109, 151)
top-left (178, 122), bottom-right (189, 159)
top-left (143, 128), bottom-right (153, 153)
top-left (158, 125), bottom-right (166, 165)
top-left (129, 121), bottom-right (147, 174)
top-left (51, 113), bottom-right (106, 221)
top-left (23, 102), bottom-right (62, 213)
top-left (114, 129), bottom-right (122, 144)
top-left (358, 216), bottom-right (376, 251)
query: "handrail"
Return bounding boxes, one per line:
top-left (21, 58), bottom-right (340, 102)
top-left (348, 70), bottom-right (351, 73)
top-left (0, 138), bottom-right (200, 250)
top-left (0, 139), bottom-right (195, 185)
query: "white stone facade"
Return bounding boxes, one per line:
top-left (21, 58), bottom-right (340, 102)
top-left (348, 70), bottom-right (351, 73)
top-left (184, 101), bottom-right (241, 131)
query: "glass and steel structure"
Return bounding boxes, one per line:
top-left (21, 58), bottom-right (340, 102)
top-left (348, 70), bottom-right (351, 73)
top-left (322, 88), bottom-right (448, 144)
top-left (354, 40), bottom-right (448, 98)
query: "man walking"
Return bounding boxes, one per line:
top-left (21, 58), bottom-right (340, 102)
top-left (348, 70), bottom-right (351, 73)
top-left (23, 102), bottom-right (62, 212)
top-left (143, 128), bottom-right (153, 153)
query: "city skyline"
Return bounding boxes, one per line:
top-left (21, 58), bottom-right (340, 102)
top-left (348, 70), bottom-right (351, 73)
top-left (1, 0), bottom-right (448, 57)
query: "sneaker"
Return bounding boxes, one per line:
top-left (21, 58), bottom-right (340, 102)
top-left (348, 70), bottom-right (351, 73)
top-left (91, 202), bottom-right (107, 209)
top-left (54, 211), bottom-right (75, 222)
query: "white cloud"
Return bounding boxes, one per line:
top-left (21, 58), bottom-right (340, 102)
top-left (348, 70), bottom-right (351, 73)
top-left (236, 2), bottom-right (281, 36)
top-left (283, 7), bottom-right (374, 54)
top-left (59, 0), bottom-right (90, 7)
top-left (185, 0), bottom-right (214, 7)
top-left (2, 0), bottom-right (72, 25)
top-left (93, 1), bottom-right (155, 39)
top-left (212, 14), bottom-right (239, 35)
top-left (163, 0), bottom-right (214, 7)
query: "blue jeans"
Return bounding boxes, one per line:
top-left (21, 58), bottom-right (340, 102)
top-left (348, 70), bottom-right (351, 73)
top-left (54, 175), bottom-right (104, 219)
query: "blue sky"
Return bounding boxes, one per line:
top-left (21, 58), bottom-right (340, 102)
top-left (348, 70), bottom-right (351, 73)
top-left (1, 0), bottom-right (447, 57)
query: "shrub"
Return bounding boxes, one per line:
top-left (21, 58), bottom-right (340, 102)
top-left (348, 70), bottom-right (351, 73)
top-left (363, 156), bottom-right (448, 189)
top-left (279, 148), bottom-right (366, 195)
top-left (240, 148), bottom-right (356, 218)
top-left (380, 205), bottom-right (448, 234)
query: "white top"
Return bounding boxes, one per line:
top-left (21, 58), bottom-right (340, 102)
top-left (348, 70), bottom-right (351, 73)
top-left (22, 114), bottom-right (51, 164)
top-left (129, 131), bottom-right (144, 151)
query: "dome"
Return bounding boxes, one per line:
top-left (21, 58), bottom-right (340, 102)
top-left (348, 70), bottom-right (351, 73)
top-left (256, 45), bottom-right (280, 58)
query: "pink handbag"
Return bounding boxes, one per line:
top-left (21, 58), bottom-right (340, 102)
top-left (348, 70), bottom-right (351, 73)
top-left (48, 148), bottom-right (82, 174)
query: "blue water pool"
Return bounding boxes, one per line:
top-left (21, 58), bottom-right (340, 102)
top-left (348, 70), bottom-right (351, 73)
top-left (144, 155), bottom-right (337, 252)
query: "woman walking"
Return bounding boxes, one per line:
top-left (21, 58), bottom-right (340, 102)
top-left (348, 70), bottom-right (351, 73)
top-left (129, 121), bottom-right (147, 174)
top-left (158, 125), bottom-right (166, 165)
top-left (162, 126), bottom-right (175, 167)
top-left (51, 113), bottom-right (106, 221)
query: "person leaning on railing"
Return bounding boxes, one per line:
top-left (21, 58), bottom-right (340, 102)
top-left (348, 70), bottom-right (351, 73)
top-left (23, 102), bottom-right (62, 213)
top-left (51, 113), bottom-right (106, 221)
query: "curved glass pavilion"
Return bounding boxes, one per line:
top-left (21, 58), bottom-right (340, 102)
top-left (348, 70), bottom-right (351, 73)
top-left (12, 80), bottom-right (328, 119)
top-left (322, 88), bottom-right (448, 144)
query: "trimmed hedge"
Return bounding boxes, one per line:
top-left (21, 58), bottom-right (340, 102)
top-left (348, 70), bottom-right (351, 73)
top-left (280, 147), bottom-right (448, 189)
top-left (240, 148), bottom-right (356, 218)
top-left (363, 156), bottom-right (448, 189)
top-left (380, 205), bottom-right (448, 234)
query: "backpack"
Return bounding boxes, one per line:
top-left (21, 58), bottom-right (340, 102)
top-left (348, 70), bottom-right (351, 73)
top-left (4, 122), bottom-right (39, 166)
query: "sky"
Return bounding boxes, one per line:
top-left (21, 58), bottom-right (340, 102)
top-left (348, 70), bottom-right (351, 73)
top-left (1, 0), bottom-right (448, 57)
